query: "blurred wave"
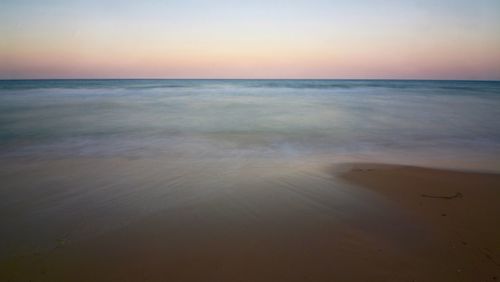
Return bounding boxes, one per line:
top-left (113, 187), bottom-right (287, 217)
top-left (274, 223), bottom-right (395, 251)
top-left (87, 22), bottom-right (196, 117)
top-left (1, 79), bottom-right (499, 170)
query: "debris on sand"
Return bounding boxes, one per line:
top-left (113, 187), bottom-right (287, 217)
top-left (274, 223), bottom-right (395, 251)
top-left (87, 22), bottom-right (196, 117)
top-left (421, 192), bottom-right (463, 200)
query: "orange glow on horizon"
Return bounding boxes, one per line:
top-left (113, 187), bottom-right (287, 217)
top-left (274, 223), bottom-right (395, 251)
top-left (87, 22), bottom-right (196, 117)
top-left (2, 0), bottom-right (500, 79)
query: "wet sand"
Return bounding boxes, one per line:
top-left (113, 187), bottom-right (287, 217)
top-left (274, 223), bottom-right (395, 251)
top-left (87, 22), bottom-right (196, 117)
top-left (1, 160), bottom-right (499, 281)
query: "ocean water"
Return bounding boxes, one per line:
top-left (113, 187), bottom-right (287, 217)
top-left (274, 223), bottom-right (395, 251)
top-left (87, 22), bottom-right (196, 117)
top-left (1, 79), bottom-right (500, 170)
top-left (1, 79), bottom-right (500, 256)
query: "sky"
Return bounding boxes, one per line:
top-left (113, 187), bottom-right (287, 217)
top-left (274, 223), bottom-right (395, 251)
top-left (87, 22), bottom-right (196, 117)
top-left (1, 0), bottom-right (500, 80)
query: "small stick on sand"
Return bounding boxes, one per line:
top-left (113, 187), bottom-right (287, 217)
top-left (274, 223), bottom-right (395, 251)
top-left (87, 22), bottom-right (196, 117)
top-left (420, 192), bottom-right (463, 200)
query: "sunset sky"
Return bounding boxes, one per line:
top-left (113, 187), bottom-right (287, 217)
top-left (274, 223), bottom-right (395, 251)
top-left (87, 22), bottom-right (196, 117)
top-left (1, 0), bottom-right (500, 80)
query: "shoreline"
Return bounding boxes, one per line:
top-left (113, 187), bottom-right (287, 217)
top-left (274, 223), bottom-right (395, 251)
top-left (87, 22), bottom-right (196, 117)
top-left (1, 161), bottom-right (499, 281)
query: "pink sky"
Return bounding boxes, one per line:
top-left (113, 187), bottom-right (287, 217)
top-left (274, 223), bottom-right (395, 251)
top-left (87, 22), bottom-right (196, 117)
top-left (2, 0), bottom-right (500, 80)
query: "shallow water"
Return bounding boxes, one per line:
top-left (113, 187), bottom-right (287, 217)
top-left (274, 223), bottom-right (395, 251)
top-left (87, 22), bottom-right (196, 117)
top-left (1, 79), bottom-right (500, 258)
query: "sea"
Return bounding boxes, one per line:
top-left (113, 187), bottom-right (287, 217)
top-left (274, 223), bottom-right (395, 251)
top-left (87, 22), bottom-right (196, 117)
top-left (1, 79), bottom-right (500, 256)
top-left (1, 79), bottom-right (499, 170)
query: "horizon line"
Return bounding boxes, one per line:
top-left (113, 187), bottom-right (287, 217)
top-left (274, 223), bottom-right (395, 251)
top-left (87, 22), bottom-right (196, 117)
top-left (1, 78), bottom-right (499, 82)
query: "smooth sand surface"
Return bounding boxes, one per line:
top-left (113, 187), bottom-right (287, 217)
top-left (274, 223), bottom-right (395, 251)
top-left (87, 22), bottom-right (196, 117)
top-left (1, 160), bottom-right (499, 281)
top-left (339, 163), bottom-right (500, 281)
